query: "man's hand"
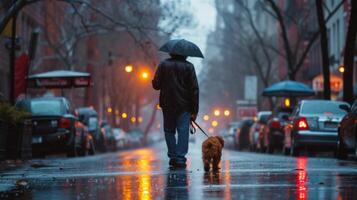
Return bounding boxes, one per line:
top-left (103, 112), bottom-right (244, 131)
top-left (191, 114), bottom-right (197, 122)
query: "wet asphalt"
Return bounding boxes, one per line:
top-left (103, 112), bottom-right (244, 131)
top-left (1, 137), bottom-right (357, 200)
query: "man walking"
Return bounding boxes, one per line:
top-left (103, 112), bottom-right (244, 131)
top-left (152, 53), bottom-right (199, 168)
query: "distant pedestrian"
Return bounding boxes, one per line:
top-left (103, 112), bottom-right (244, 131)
top-left (152, 53), bottom-right (199, 168)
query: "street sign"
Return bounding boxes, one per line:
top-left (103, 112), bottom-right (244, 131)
top-left (244, 76), bottom-right (257, 101)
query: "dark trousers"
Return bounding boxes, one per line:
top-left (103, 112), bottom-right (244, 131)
top-left (163, 111), bottom-right (191, 163)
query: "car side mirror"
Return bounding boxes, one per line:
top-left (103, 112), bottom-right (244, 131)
top-left (339, 104), bottom-right (351, 113)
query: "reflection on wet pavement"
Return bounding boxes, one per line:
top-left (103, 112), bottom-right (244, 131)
top-left (2, 142), bottom-right (357, 199)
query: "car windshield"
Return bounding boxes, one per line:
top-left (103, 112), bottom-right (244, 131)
top-left (301, 102), bottom-right (348, 115)
top-left (30, 100), bottom-right (64, 115)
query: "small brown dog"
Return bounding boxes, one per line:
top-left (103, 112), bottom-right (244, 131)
top-left (202, 136), bottom-right (224, 172)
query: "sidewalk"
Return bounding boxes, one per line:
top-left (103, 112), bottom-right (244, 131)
top-left (0, 160), bottom-right (29, 198)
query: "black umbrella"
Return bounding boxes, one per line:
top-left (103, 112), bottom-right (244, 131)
top-left (159, 39), bottom-right (204, 58)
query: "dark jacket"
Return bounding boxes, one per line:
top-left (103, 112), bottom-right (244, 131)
top-left (152, 57), bottom-right (199, 114)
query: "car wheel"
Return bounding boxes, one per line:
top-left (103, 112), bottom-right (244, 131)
top-left (336, 137), bottom-right (348, 160)
top-left (88, 140), bottom-right (96, 155)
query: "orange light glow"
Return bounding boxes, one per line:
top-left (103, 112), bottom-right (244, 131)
top-left (131, 117), bottom-right (136, 123)
top-left (212, 120), bottom-right (218, 127)
top-left (107, 107), bottom-right (113, 113)
top-left (122, 112), bottom-right (128, 119)
top-left (214, 109), bottom-right (220, 116)
top-left (156, 104), bottom-right (161, 110)
top-left (125, 65), bottom-right (133, 73)
top-left (224, 110), bottom-right (230, 116)
top-left (141, 72), bottom-right (149, 79)
top-left (203, 115), bottom-right (210, 121)
top-left (138, 117), bottom-right (143, 123)
top-left (115, 110), bottom-right (119, 115)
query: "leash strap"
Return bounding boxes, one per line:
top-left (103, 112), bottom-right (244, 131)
top-left (191, 121), bottom-right (209, 138)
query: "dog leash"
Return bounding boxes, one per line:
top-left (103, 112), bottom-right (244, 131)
top-left (190, 121), bottom-right (209, 138)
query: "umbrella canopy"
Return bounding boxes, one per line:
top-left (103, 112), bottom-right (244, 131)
top-left (262, 80), bottom-right (315, 97)
top-left (27, 70), bottom-right (91, 88)
top-left (159, 39), bottom-right (204, 58)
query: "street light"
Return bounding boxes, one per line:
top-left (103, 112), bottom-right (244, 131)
top-left (203, 115), bottom-right (209, 121)
top-left (125, 65), bottom-right (133, 73)
top-left (211, 120), bottom-right (218, 127)
top-left (121, 112), bottom-right (128, 119)
top-left (141, 71), bottom-right (149, 79)
top-left (224, 110), bottom-right (230, 116)
top-left (130, 117), bottom-right (136, 123)
top-left (338, 65), bottom-right (345, 73)
top-left (107, 107), bottom-right (113, 113)
top-left (214, 109), bottom-right (220, 116)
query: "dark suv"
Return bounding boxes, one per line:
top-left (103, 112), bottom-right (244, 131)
top-left (16, 96), bottom-right (94, 157)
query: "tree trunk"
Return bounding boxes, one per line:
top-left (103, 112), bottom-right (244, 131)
top-left (343, 0), bottom-right (357, 104)
top-left (316, 0), bottom-right (331, 100)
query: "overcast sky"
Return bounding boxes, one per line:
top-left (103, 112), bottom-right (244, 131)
top-left (163, 0), bottom-right (217, 75)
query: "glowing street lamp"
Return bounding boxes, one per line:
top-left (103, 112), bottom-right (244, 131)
top-left (142, 72), bottom-right (149, 79)
top-left (211, 120), bottom-right (218, 127)
top-left (214, 109), bottom-right (220, 116)
top-left (224, 110), bottom-right (230, 116)
top-left (203, 115), bottom-right (209, 121)
top-left (130, 117), bottom-right (136, 123)
top-left (338, 65), bottom-right (345, 73)
top-left (125, 65), bottom-right (133, 73)
top-left (121, 112), bottom-right (128, 119)
top-left (107, 107), bottom-right (113, 113)
top-left (138, 117), bottom-right (143, 123)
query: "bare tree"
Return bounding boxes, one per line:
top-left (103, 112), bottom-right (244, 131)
top-left (343, 0), bottom-right (357, 104)
top-left (264, 0), bottom-right (344, 80)
top-left (316, 0), bottom-right (331, 100)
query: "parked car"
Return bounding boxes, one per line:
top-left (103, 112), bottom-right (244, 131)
top-left (336, 99), bottom-right (356, 159)
top-left (101, 121), bottom-right (114, 151)
top-left (112, 128), bottom-right (127, 150)
top-left (284, 100), bottom-right (349, 157)
top-left (265, 108), bottom-right (292, 154)
top-left (221, 122), bottom-right (241, 148)
top-left (234, 119), bottom-right (254, 150)
top-left (249, 111), bottom-right (272, 151)
top-left (126, 128), bottom-right (145, 148)
top-left (76, 107), bottom-right (107, 152)
top-left (16, 96), bottom-right (95, 157)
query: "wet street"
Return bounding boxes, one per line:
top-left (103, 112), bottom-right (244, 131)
top-left (1, 138), bottom-right (357, 200)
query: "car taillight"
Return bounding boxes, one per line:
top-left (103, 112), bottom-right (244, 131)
top-left (59, 118), bottom-right (71, 129)
top-left (295, 117), bottom-right (309, 130)
top-left (271, 120), bottom-right (281, 129)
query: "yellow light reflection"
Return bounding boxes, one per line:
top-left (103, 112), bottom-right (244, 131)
top-left (224, 159), bottom-right (231, 199)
